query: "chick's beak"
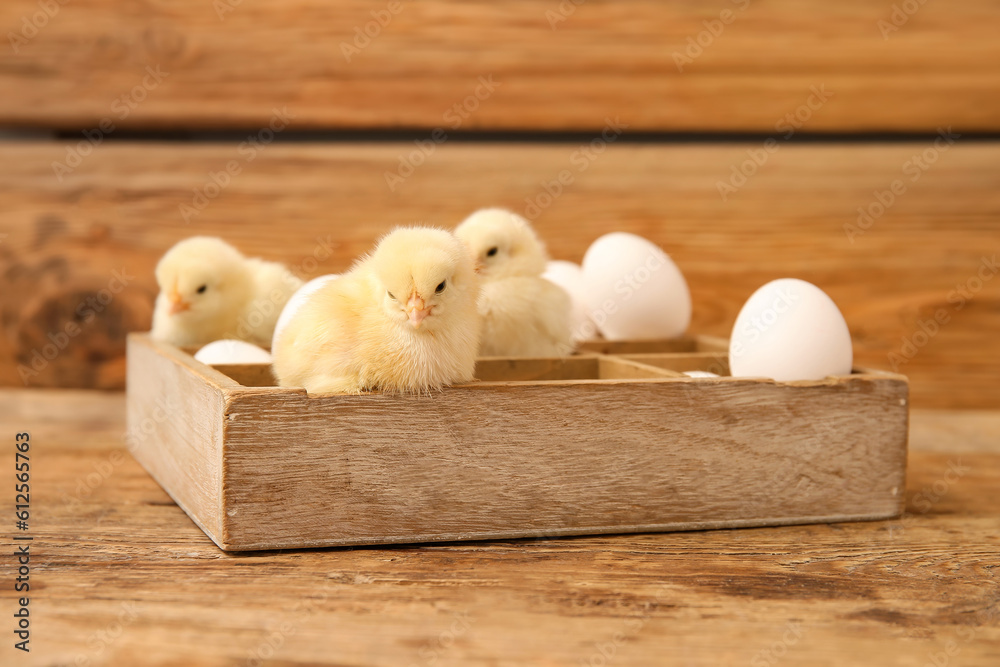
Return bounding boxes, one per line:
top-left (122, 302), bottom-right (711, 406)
top-left (405, 294), bottom-right (431, 329)
top-left (167, 291), bottom-right (191, 315)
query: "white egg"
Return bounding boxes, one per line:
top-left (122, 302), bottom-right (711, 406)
top-left (542, 260), bottom-right (598, 342)
top-left (194, 339), bottom-right (273, 365)
top-left (683, 371), bottom-right (720, 378)
top-left (729, 278), bottom-right (853, 382)
top-left (271, 274), bottom-right (339, 348)
top-left (581, 233), bottom-right (691, 340)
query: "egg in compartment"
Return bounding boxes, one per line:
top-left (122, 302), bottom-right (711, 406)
top-left (581, 232), bottom-right (691, 340)
top-left (194, 339), bottom-right (274, 365)
top-left (729, 278), bottom-right (853, 382)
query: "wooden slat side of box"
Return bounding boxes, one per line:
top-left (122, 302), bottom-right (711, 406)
top-left (216, 375), bottom-right (908, 551)
top-left (210, 363), bottom-right (277, 388)
top-left (695, 336), bottom-right (731, 353)
top-left (621, 352), bottom-right (731, 375)
top-left (597, 357), bottom-right (685, 379)
top-left (126, 334), bottom-right (228, 545)
top-left (577, 338), bottom-right (698, 355)
top-left (474, 357), bottom-right (600, 383)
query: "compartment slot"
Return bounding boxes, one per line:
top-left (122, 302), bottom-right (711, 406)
top-left (621, 352), bottom-right (731, 376)
top-left (693, 335), bottom-right (729, 353)
top-left (211, 364), bottom-right (278, 387)
top-left (577, 338), bottom-right (698, 355)
top-left (597, 357), bottom-right (684, 379)
top-left (212, 355), bottom-right (687, 386)
top-left (474, 357), bottom-right (600, 382)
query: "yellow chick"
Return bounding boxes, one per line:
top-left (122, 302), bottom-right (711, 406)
top-left (151, 236), bottom-right (303, 347)
top-left (455, 208), bottom-right (574, 357)
top-left (272, 227), bottom-right (481, 394)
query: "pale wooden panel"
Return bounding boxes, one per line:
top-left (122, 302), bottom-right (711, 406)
top-left (210, 362), bottom-right (276, 387)
top-left (218, 371), bottom-right (906, 550)
top-left (2, 388), bottom-right (998, 666)
top-left (0, 0), bottom-right (998, 130)
top-left (124, 335), bottom-right (228, 541)
top-left (623, 352), bottom-right (732, 375)
top-left (598, 356), bottom-right (685, 379)
top-left (474, 357), bottom-right (601, 382)
top-left (0, 141), bottom-right (998, 408)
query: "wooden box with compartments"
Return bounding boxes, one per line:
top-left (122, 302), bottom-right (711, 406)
top-left (125, 332), bottom-right (908, 551)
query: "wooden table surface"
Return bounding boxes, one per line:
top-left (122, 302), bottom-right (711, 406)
top-left (1, 389), bottom-right (998, 666)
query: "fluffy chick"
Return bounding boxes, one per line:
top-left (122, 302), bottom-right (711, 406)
top-left (272, 227), bottom-right (481, 394)
top-left (455, 208), bottom-right (573, 357)
top-left (151, 236), bottom-right (303, 347)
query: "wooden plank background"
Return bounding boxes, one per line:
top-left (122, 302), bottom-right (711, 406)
top-left (0, 141), bottom-right (997, 408)
top-left (1, 0), bottom-right (999, 131)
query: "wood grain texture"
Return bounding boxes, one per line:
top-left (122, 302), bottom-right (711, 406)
top-left (222, 378), bottom-right (908, 550)
top-left (1, 1), bottom-right (999, 130)
top-left (623, 351), bottom-right (731, 375)
top-left (125, 335), bottom-right (230, 542)
top-left (2, 388), bottom-right (998, 666)
top-left (126, 335), bottom-right (908, 551)
top-left (210, 362), bottom-right (277, 388)
top-left (472, 356), bottom-right (605, 383)
top-left (1, 141), bottom-right (997, 406)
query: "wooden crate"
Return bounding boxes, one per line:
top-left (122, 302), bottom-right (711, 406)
top-left (125, 333), bottom-right (908, 551)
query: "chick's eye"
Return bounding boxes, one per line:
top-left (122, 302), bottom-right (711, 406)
top-left (435, 281), bottom-right (447, 294)
top-left (196, 285), bottom-right (207, 294)
top-left (486, 247), bottom-right (499, 258)
top-left (387, 291), bottom-right (396, 301)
